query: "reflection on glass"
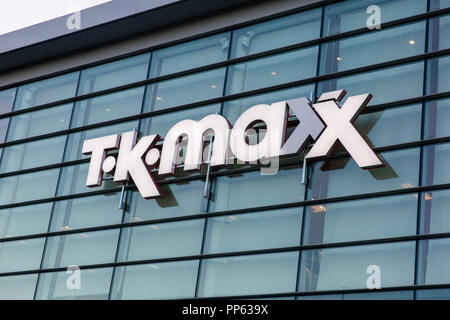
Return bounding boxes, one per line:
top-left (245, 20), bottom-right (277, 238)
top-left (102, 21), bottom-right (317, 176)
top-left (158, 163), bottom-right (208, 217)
top-left (0, 274), bottom-right (38, 300)
top-left (0, 88), bottom-right (16, 114)
top-left (417, 238), bottom-right (450, 285)
top-left (198, 252), bottom-right (299, 297)
top-left (78, 53), bottom-right (150, 95)
top-left (422, 143), bottom-right (450, 186)
top-left (6, 103), bottom-right (72, 142)
top-left (427, 55), bottom-right (450, 95)
top-left (226, 46), bottom-right (318, 95)
top-left (230, 8), bottom-right (321, 58)
top-left (299, 242), bottom-right (415, 292)
top-left (0, 238), bottom-right (45, 273)
top-left (416, 288), bottom-right (450, 300)
top-left (420, 189), bottom-right (450, 234)
top-left (150, 33), bottom-right (230, 77)
top-left (36, 267), bottom-right (113, 300)
top-left (204, 207), bottom-right (302, 254)
top-left (14, 72), bottom-right (79, 110)
top-left (303, 194), bottom-right (417, 245)
top-left (424, 98), bottom-right (450, 139)
top-left (0, 202), bottom-right (52, 238)
top-left (428, 14), bottom-right (450, 52)
top-left (110, 261), bottom-right (199, 299)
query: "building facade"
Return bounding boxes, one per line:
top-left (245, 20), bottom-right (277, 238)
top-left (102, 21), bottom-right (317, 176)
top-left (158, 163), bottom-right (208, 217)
top-left (0, 0), bottom-right (449, 299)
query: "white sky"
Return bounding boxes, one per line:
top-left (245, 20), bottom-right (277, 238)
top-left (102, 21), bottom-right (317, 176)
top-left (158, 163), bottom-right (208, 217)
top-left (0, 0), bottom-right (112, 35)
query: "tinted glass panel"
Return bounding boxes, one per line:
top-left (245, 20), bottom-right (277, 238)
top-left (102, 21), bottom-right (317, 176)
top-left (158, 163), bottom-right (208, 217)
top-left (428, 14), bottom-right (450, 52)
top-left (0, 203), bottom-right (52, 238)
top-left (417, 238), bottom-right (450, 285)
top-left (422, 143), bottom-right (450, 186)
top-left (78, 53), bottom-right (150, 95)
top-left (230, 9), bottom-right (321, 58)
top-left (427, 55), bottom-right (450, 95)
top-left (198, 252), bottom-right (299, 297)
top-left (0, 88), bottom-right (16, 114)
top-left (0, 238), bottom-right (45, 273)
top-left (424, 98), bottom-right (450, 139)
top-left (420, 189), bottom-right (450, 234)
top-left (416, 288), bottom-right (450, 300)
top-left (0, 274), bottom-right (38, 300)
top-left (14, 72), bottom-right (79, 110)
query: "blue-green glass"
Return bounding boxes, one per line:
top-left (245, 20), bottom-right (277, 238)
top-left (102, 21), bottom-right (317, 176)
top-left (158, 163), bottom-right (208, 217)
top-left (124, 181), bottom-right (205, 222)
top-left (149, 33), bottom-right (230, 78)
top-left (428, 14), bottom-right (450, 52)
top-left (0, 202), bottom-right (53, 238)
top-left (420, 189), bottom-right (450, 234)
top-left (0, 88), bottom-right (16, 114)
top-left (41, 229), bottom-right (120, 268)
top-left (140, 103), bottom-right (220, 137)
top-left (307, 148), bottom-right (420, 200)
top-left (225, 46), bottom-right (318, 95)
top-left (49, 192), bottom-right (123, 231)
top-left (422, 143), bottom-right (450, 186)
top-left (299, 242), bottom-right (416, 292)
top-left (343, 291), bottom-right (413, 300)
top-left (323, 0), bottom-right (426, 36)
top-left (143, 68), bottom-right (226, 112)
top-left (221, 84), bottom-right (315, 124)
top-left (117, 219), bottom-right (204, 261)
top-left (198, 252), bottom-right (299, 297)
top-left (70, 87), bottom-right (144, 128)
top-left (110, 261), bottom-right (199, 299)
top-left (0, 135), bottom-right (66, 173)
top-left (78, 53), bottom-right (150, 95)
top-left (209, 166), bottom-right (305, 212)
top-left (320, 21), bottom-right (425, 75)
top-left (6, 103), bottom-right (72, 141)
top-left (318, 62), bottom-right (424, 106)
top-left (418, 238), bottom-right (450, 285)
top-left (14, 72), bottom-right (79, 110)
top-left (0, 238), bottom-right (45, 273)
top-left (424, 98), bottom-right (450, 139)
top-left (427, 55), bottom-right (450, 94)
top-left (203, 207), bottom-right (303, 254)
top-left (354, 104), bottom-right (422, 147)
top-left (303, 194), bottom-right (418, 245)
top-left (0, 168), bottom-right (60, 205)
top-left (430, 0), bottom-right (450, 10)
top-left (63, 120), bottom-right (139, 161)
top-left (416, 288), bottom-right (450, 300)
top-left (0, 274), bottom-right (38, 300)
top-left (230, 8), bottom-right (321, 58)
top-left (36, 267), bottom-right (113, 300)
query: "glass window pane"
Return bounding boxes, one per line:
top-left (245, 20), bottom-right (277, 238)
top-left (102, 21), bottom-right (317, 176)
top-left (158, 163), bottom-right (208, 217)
top-left (318, 62), bottom-right (424, 106)
top-left (150, 33), bottom-right (230, 78)
top-left (0, 238), bottom-right (45, 273)
top-left (124, 180), bottom-right (206, 222)
top-left (0, 274), bottom-right (38, 300)
top-left (222, 84), bottom-right (315, 124)
top-left (226, 47), bottom-right (318, 95)
top-left (428, 14), bottom-right (450, 52)
top-left (111, 261), bottom-right (199, 299)
top-left (198, 252), bottom-right (299, 297)
top-left (63, 120), bottom-right (139, 162)
top-left (0, 168), bottom-right (60, 205)
top-left (209, 166), bottom-right (305, 212)
top-left (427, 55), bottom-right (450, 95)
top-left (418, 238), bottom-right (450, 285)
top-left (0, 202), bottom-right (53, 238)
top-left (6, 103), bottom-right (72, 142)
top-left (204, 207), bottom-right (302, 254)
top-left (323, 0), bottom-right (426, 36)
top-left (144, 68), bottom-right (226, 112)
top-left (230, 9), bottom-right (321, 58)
top-left (430, 0), bottom-right (450, 10)
top-left (78, 53), bottom-right (150, 95)
top-left (0, 88), bottom-right (16, 114)
top-left (420, 189), bottom-right (450, 234)
top-left (41, 229), bottom-right (120, 268)
top-left (303, 194), bottom-right (418, 245)
top-left (299, 242), bottom-right (416, 292)
top-left (14, 72), bottom-right (79, 110)
top-left (424, 98), bottom-right (450, 139)
top-left (0, 136), bottom-right (66, 173)
top-left (343, 290), bottom-right (413, 300)
top-left (416, 288), bottom-right (450, 300)
top-left (355, 104), bottom-right (422, 148)
top-left (308, 147), bottom-right (420, 200)
top-left (49, 192), bottom-right (123, 232)
top-left (140, 103), bottom-right (221, 137)
top-left (36, 267), bottom-right (113, 300)
top-left (320, 22), bottom-right (425, 75)
top-left (422, 142), bottom-right (450, 186)
top-left (117, 219), bottom-right (204, 261)
top-left (70, 87), bottom-right (144, 128)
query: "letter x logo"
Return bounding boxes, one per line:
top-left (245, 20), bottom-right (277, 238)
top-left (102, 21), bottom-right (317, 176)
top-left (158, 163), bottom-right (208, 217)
top-left (304, 90), bottom-right (383, 169)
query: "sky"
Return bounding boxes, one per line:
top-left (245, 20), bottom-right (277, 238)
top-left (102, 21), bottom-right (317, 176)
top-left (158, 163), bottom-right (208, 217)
top-left (0, 0), bottom-right (112, 35)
